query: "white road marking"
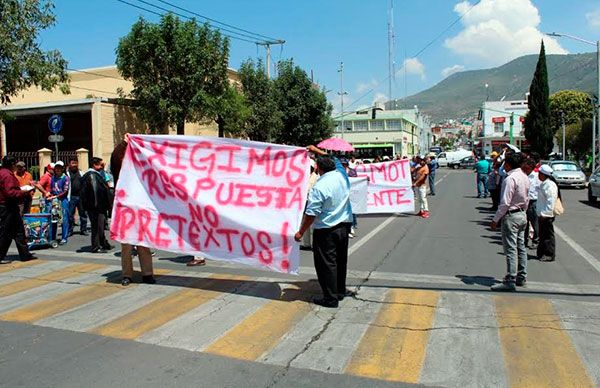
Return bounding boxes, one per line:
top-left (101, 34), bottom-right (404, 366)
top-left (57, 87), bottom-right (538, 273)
top-left (555, 226), bottom-right (600, 274)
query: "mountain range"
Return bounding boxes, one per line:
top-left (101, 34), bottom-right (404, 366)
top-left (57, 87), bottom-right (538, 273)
top-left (388, 52), bottom-right (598, 123)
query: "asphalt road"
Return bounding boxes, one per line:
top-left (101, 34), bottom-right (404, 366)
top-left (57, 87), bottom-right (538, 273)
top-left (1, 168), bottom-right (599, 387)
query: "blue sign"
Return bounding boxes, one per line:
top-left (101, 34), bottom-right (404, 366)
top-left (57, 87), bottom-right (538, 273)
top-left (48, 114), bottom-right (63, 134)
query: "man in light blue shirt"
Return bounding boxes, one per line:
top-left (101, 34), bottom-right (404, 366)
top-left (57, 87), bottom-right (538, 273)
top-left (295, 155), bottom-right (353, 308)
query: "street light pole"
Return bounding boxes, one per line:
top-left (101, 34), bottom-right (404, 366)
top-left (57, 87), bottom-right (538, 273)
top-left (561, 111), bottom-right (566, 160)
top-left (338, 62), bottom-right (348, 136)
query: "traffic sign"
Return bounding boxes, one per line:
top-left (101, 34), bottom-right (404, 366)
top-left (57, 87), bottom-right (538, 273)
top-left (48, 135), bottom-right (64, 142)
top-left (48, 114), bottom-right (63, 134)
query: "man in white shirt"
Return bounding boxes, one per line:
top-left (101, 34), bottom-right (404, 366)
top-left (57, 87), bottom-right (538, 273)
top-left (522, 158), bottom-right (540, 248)
top-left (536, 165), bottom-right (559, 262)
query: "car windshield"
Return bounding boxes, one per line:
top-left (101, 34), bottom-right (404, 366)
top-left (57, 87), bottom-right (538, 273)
top-left (552, 163), bottom-right (580, 172)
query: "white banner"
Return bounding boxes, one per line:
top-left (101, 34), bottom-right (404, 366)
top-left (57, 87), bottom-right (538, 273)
top-left (353, 160), bottom-right (414, 214)
top-left (110, 135), bottom-right (309, 274)
top-left (349, 177), bottom-right (368, 214)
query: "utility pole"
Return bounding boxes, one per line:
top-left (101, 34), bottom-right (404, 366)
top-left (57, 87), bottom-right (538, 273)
top-left (596, 40), bottom-right (600, 171)
top-left (338, 62), bottom-right (348, 135)
top-left (387, 0), bottom-right (395, 103)
top-left (257, 40), bottom-right (285, 78)
top-left (561, 110), bottom-right (566, 160)
top-left (593, 106), bottom-right (597, 171)
top-left (509, 112), bottom-right (514, 145)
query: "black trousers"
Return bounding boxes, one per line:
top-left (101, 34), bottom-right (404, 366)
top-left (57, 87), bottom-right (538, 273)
top-left (537, 216), bottom-right (555, 259)
top-left (490, 188), bottom-right (500, 209)
top-left (525, 200), bottom-right (539, 246)
top-left (312, 223), bottom-right (350, 302)
top-left (0, 204), bottom-right (31, 260)
top-left (88, 211), bottom-right (109, 250)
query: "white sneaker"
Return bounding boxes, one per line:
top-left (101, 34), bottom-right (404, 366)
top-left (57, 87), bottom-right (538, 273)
top-left (349, 227), bottom-right (356, 238)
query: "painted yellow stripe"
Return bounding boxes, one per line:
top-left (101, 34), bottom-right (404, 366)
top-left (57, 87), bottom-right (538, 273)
top-left (205, 297), bottom-right (311, 361)
top-left (92, 274), bottom-right (248, 340)
top-left (345, 289), bottom-right (440, 383)
top-left (0, 263), bottom-right (107, 298)
top-left (0, 259), bottom-right (45, 274)
top-left (495, 296), bottom-right (594, 388)
top-left (0, 282), bottom-right (126, 323)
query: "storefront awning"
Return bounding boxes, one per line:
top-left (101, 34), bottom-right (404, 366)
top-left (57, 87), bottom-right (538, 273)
top-left (353, 143), bottom-right (394, 149)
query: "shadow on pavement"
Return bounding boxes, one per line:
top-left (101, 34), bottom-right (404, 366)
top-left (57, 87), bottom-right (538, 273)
top-left (455, 274), bottom-right (499, 287)
top-left (578, 200), bottom-right (600, 209)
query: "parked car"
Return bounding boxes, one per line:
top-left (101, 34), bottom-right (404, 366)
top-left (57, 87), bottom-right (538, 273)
top-left (437, 149), bottom-right (472, 167)
top-left (588, 166), bottom-right (600, 203)
top-left (448, 156), bottom-right (477, 169)
top-left (549, 161), bottom-right (587, 189)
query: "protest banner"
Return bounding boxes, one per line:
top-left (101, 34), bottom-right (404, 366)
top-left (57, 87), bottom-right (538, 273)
top-left (349, 177), bottom-right (368, 214)
top-left (354, 159), bottom-right (414, 214)
top-left (110, 135), bottom-right (309, 274)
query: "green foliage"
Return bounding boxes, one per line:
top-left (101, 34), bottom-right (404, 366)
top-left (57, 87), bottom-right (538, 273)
top-left (216, 85), bottom-right (250, 138)
top-left (29, 165), bottom-right (40, 180)
top-left (437, 137), bottom-right (455, 150)
top-left (238, 59), bottom-right (282, 142)
top-left (116, 14), bottom-right (229, 134)
top-left (555, 119), bottom-right (594, 160)
top-left (524, 41), bottom-right (554, 158)
top-left (0, 0), bottom-right (69, 106)
top-left (273, 60), bottom-right (333, 146)
top-left (549, 90), bottom-right (593, 132)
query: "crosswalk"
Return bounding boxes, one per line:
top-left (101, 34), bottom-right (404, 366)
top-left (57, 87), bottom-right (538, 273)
top-left (0, 259), bottom-right (598, 387)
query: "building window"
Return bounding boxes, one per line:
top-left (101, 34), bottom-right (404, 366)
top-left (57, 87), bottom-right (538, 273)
top-left (334, 122), bottom-right (341, 132)
top-left (494, 122), bottom-right (504, 132)
top-left (354, 121), bottom-right (368, 131)
top-left (370, 120), bottom-right (384, 131)
top-left (386, 120), bottom-right (402, 131)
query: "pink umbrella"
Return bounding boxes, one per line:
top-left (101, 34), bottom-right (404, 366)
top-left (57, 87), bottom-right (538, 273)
top-left (317, 137), bottom-right (355, 152)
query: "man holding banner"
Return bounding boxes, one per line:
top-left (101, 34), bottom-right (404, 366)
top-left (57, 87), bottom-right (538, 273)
top-left (295, 155), bottom-right (353, 308)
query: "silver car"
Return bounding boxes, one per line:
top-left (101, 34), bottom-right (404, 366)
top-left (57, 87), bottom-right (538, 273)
top-left (589, 167), bottom-right (600, 203)
top-left (549, 161), bottom-right (586, 189)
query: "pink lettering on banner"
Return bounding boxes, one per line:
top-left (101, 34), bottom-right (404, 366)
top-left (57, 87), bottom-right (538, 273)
top-left (355, 159), bottom-right (409, 184)
top-left (111, 135), bottom-right (309, 275)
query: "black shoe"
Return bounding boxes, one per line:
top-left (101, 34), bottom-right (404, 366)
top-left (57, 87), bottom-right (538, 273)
top-left (337, 289), bottom-right (358, 301)
top-left (430, 193), bottom-right (436, 196)
top-left (142, 275), bottom-right (156, 284)
top-left (539, 256), bottom-right (555, 262)
top-left (313, 297), bottom-right (338, 308)
top-left (102, 244), bottom-right (115, 251)
top-left (121, 277), bottom-right (132, 286)
top-left (491, 278), bottom-right (516, 292)
top-left (91, 248), bottom-right (107, 254)
top-left (516, 277), bottom-right (527, 287)
top-left (80, 231), bottom-right (89, 236)
top-left (20, 255), bottom-right (38, 262)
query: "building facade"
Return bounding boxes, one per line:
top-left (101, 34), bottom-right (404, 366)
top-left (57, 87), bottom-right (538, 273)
top-left (478, 100), bottom-right (528, 156)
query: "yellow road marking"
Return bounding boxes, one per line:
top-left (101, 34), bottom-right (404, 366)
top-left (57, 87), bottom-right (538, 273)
top-left (0, 282), bottom-right (126, 323)
top-left (345, 289), bottom-right (440, 383)
top-left (91, 274), bottom-right (248, 340)
top-left (205, 297), bottom-right (311, 361)
top-left (0, 259), bottom-right (45, 274)
top-left (495, 296), bottom-right (594, 388)
top-left (0, 263), bottom-right (107, 298)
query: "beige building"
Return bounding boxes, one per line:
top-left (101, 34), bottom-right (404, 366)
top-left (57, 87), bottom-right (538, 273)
top-left (0, 65), bottom-right (240, 169)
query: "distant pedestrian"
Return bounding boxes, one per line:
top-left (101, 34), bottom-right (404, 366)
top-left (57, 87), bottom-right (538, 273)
top-left (341, 157), bottom-right (358, 238)
top-left (14, 161), bottom-right (34, 215)
top-left (35, 163), bottom-right (54, 198)
top-left (413, 156), bottom-right (430, 218)
top-left (81, 157), bottom-right (113, 254)
top-left (294, 155), bottom-right (354, 308)
top-left (474, 157), bottom-right (491, 198)
top-left (522, 158), bottom-right (540, 249)
top-left (490, 153), bottom-right (529, 291)
top-left (427, 155), bottom-right (438, 196)
top-left (67, 158), bottom-right (88, 236)
top-left (488, 152), bottom-right (500, 210)
top-left (536, 165), bottom-right (560, 262)
top-left (0, 156), bottom-right (37, 264)
top-left (48, 161), bottom-right (70, 245)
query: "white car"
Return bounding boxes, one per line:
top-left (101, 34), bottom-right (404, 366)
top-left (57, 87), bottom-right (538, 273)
top-left (549, 161), bottom-right (587, 189)
top-left (588, 167), bottom-right (600, 203)
top-left (437, 149), bottom-right (473, 167)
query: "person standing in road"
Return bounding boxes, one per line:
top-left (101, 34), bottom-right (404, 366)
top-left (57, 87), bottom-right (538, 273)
top-left (35, 163), bottom-right (54, 199)
top-left (522, 158), bottom-right (540, 249)
top-left (48, 161), bottom-right (70, 245)
top-left (67, 158), bottom-right (88, 236)
top-left (488, 152), bottom-right (501, 210)
top-left (427, 154), bottom-right (438, 196)
top-left (474, 156), bottom-right (491, 198)
top-left (14, 161), bottom-right (34, 215)
top-left (341, 157), bottom-right (358, 238)
top-left (81, 157), bottom-right (113, 254)
top-left (0, 156), bottom-right (37, 264)
top-left (413, 156), bottom-right (430, 218)
top-left (490, 153), bottom-right (530, 291)
top-left (294, 155), bottom-right (354, 308)
top-left (536, 165), bottom-right (560, 262)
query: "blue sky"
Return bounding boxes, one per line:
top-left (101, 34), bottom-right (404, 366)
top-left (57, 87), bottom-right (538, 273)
top-left (41, 0), bottom-right (600, 113)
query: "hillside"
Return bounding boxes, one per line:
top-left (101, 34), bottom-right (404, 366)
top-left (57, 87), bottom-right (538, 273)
top-left (389, 52), bottom-right (597, 122)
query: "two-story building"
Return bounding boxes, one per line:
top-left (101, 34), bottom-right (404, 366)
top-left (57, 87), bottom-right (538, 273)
top-left (479, 100), bottom-right (528, 156)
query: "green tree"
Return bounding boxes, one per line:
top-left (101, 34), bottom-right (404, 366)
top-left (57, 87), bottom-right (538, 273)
top-left (216, 85), bottom-right (250, 138)
top-left (238, 59), bottom-right (282, 142)
top-left (524, 41), bottom-right (553, 157)
top-left (0, 0), bottom-right (69, 106)
top-left (549, 90), bottom-right (593, 132)
top-left (273, 60), bottom-right (333, 146)
top-left (116, 14), bottom-right (229, 134)
top-left (555, 119), bottom-right (594, 161)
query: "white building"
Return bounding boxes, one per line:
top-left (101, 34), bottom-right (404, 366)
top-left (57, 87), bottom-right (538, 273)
top-left (478, 100), bottom-right (529, 156)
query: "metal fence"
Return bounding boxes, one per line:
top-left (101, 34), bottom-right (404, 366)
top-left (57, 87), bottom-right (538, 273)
top-left (57, 151), bottom-right (77, 163)
top-left (6, 152), bottom-right (40, 179)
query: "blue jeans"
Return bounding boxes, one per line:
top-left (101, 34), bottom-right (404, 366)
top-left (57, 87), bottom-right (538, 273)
top-left (477, 174), bottom-right (489, 197)
top-left (49, 198), bottom-right (70, 242)
top-left (428, 171), bottom-right (436, 195)
top-left (68, 196), bottom-right (88, 235)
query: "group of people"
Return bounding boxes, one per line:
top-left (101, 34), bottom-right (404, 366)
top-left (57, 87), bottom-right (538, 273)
top-left (486, 148), bottom-right (561, 292)
top-left (410, 154), bottom-right (439, 219)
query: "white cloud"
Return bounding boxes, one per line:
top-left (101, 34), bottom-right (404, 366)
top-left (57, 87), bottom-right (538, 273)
top-left (399, 58), bottom-right (426, 80)
top-left (445, 0), bottom-right (567, 66)
top-left (587, 9), bottom-right (600, 29)
top-left (372, 92), bottom-right (387, 105)
top-left (356, 79), bottom-right (379, 94)
top-left (441, 64), bottom-right (465, 78)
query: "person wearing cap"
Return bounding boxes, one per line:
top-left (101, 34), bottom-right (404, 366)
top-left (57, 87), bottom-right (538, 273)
top-left (536, 165), bottom-right (559, 262)
top-left (490, 152), bottom-right (529, 291)
top-left (0, 156), bottom-right (37, 264)
top-left (47, 161), bottom-right (70, 245)
top-left (413, 156), bottom-right (430, 218)
top-left (35, 163), bottom-right (54, 198)
top-left (14, 161), bottom-right (34, 215)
